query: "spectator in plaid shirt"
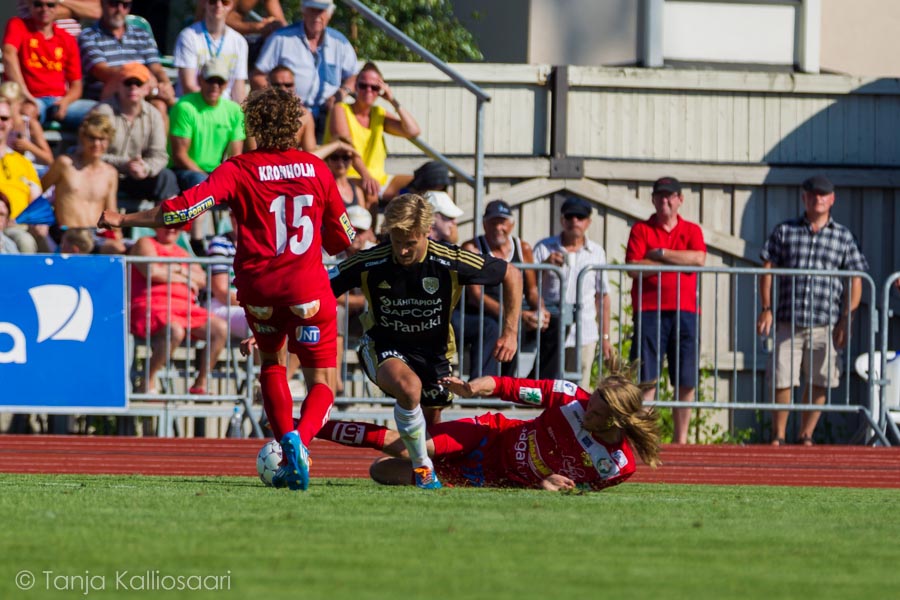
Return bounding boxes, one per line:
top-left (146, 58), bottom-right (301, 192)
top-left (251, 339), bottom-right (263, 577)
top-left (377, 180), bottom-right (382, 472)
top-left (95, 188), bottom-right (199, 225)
top-left (756, 174), bottom-right (868, 446)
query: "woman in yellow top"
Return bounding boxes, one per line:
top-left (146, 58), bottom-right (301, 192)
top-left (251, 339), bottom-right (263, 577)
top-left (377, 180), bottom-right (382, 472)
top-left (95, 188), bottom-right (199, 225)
top-left (327, 62), bottom-right (421, 203)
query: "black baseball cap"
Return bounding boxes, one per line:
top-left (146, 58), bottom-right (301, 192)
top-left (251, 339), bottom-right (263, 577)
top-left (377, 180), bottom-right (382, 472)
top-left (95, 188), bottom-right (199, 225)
top-left (411, 160), bottom-right (450, 191)
top-left (802, 174), bottom-right (834, 194)
top-left (652, 177), bottom-right (682, 195)
top-left (561, 196), bottom-right (592, 218)
top-left (483, 200), bottom-right (513, 220)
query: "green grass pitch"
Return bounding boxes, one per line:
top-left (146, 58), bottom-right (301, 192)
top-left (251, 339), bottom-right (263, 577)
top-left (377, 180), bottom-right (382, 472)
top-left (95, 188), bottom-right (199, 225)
top-left (1, 474), bottom-right (899, 599)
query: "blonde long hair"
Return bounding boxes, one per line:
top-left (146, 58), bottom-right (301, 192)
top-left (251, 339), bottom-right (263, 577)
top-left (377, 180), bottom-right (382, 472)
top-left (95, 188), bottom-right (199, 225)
top-left (597, 354), bottom-right (662, 468)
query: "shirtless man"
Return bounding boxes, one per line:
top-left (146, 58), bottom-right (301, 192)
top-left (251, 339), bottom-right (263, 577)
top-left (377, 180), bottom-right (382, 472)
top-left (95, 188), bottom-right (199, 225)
top-left (41, 112), bottom-right (125, 254)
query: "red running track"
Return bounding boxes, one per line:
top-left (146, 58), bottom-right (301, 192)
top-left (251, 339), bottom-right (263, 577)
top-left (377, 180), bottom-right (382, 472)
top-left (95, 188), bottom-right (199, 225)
top-left (1, 436), bottom-right (899, 488)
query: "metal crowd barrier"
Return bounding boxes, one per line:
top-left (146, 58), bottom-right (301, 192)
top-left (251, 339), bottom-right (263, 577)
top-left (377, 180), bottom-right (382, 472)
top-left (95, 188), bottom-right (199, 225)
top-left (14, 251), bottom-right (894, 444)
top-left (573, 264), bottom-right (885, 445)
top-left (878, 272), bottom-right (900, 444)
top-left (126, 255), bottom-right (261, 438)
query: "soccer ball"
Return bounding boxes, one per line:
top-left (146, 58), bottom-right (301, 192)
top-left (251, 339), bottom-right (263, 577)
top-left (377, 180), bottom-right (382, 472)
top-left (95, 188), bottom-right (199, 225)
top-left (256, 440), bottom-right (283, 486)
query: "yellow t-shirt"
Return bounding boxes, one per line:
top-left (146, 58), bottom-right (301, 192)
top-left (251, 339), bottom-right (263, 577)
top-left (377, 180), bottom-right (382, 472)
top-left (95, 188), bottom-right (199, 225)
top-left (325, 103), bottom-right (388, 186)
top-left (0, 150), bottom-right (40, 219)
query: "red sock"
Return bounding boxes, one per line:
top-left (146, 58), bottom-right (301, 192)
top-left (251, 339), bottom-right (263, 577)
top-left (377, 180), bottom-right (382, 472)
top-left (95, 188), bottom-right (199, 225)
top-left (296, 383), bottom-right (335, 446)
top-left (259, 364), bottom-right (293, 440)
top-left (316, 420), bottom-right (388, 449)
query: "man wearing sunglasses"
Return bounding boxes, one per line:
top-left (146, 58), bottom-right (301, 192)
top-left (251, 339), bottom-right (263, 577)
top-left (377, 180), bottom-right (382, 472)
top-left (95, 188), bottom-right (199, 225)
top-left (79, 0), bottom-right (176, 115)
top-left (533, 196), bottom-right (612, 388)
top-left (251, 0), bottom-right (357, 136)
top-left (12, 0), bottom-right (102, 37)
top-left (2, 0), bottom-right (98, 127)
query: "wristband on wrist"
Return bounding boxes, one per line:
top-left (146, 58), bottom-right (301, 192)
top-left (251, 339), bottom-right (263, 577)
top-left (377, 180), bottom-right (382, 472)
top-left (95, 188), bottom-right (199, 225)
top-left (761, 307), bottom-right (772, 312)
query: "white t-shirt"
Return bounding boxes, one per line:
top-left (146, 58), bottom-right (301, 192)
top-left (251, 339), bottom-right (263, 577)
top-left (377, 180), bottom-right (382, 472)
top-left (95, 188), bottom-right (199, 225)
top-left (533, 236), bottom-right (610, 348)
top-left (173, 22), bottom-right (248, 100)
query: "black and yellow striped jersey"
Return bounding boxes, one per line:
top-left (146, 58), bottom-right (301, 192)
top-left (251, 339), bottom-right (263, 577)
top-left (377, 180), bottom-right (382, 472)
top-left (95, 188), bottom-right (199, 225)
top-left (330, 240), bottom-right (508, 354)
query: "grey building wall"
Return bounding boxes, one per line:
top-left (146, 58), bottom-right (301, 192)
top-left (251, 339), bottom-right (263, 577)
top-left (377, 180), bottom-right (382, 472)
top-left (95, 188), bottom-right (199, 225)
top-left (451, 0), bottom-right (639, 66)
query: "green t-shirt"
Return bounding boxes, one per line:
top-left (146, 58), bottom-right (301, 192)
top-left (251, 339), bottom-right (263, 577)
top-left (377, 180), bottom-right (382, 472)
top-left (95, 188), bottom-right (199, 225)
top-left (168, 92), bottom-right (246, 173)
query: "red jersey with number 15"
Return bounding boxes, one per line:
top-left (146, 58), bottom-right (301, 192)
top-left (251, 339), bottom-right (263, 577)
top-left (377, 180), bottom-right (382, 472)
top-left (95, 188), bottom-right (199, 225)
top-left (159, 148), bottom-right (354, 307)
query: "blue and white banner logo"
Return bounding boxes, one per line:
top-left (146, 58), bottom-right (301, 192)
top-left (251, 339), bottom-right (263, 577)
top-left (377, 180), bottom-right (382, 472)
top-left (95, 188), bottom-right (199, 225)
top-left (0, 255), bottom-right (127, 410)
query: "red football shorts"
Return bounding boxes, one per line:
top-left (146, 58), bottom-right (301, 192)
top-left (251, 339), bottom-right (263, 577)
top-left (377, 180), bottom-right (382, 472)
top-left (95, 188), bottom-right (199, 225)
top-left (243, 294), bottom-right (338, 368)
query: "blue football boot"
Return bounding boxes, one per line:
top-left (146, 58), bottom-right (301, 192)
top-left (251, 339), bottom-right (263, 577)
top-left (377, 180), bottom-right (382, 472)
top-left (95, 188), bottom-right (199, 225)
top-left (272, 431), bottom-right (310, 491)
top-left (413, 465), bottom-right (443, 490)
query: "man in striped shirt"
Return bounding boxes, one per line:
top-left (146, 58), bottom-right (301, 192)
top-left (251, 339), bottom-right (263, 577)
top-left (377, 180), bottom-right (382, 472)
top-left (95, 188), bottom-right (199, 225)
top-left (78, 0), bottom-right (175, 115)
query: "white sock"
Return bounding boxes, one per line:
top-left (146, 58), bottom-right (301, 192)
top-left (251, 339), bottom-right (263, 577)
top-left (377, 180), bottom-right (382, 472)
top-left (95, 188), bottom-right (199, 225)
top-left (394, 404), bottom-right (433, 470)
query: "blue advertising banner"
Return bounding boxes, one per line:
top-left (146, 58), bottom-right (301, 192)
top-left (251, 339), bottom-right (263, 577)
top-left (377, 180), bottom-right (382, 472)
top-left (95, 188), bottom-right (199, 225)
top-left (0, 255), bottom-right (127, 411)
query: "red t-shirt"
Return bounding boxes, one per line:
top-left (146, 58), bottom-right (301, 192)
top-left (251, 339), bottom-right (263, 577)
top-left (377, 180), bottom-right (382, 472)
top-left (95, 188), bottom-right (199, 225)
top-left (488, 377), bottom-right (637, 490)
top-left (2, 17), bottom-right (82, 98)
top-left (159, 148), bottom-right (354, 307)
top-left (625, 214), bottom-right (706, 313)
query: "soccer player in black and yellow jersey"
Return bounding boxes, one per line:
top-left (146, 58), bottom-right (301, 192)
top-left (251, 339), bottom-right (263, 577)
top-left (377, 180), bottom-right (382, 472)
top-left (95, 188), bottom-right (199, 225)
top-left (331, 194), bottom-right (522, 489)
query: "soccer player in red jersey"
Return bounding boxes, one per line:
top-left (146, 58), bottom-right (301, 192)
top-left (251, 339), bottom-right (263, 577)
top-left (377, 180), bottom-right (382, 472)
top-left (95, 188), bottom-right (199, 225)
top-left (317, 356), bottom-right (662, 490)
top-left (99, 88), bottom-right (354, 492)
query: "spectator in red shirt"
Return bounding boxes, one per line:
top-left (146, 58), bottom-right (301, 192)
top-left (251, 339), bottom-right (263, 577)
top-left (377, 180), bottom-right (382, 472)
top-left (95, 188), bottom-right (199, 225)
top-left (625, 177), bottom-right (706, 444)
top-left (2, 0), bottom-right (97, 127)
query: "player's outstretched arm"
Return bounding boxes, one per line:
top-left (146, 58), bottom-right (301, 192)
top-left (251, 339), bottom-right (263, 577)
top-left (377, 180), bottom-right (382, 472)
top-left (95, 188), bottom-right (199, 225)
top-left (439, 376), bottom-right (496, 399)
top-left (98, 205), bottom-right (164, 230)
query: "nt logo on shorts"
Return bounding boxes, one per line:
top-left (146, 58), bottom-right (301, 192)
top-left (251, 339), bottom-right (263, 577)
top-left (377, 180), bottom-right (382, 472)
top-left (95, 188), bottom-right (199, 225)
top-left (296, 326), bottom-right (321, 344)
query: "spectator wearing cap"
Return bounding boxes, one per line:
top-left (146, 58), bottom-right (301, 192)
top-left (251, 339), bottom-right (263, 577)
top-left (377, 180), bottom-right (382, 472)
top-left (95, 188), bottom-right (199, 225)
top-left (169, 58), bottom-right (244, 251)
top-left (756, 174), bottom-right (868, 446)
top-left (251, 0), bottom-right (357, 137)
top-left (533, 196), bottom-right (611, 388)
top-left (409, 160), bottom-right (450, 194)
top-left (92, 62), bottom-right (180, 205)
top-left (2, 0), bottom-right (98, 127)
top-left (169, 58), bottom-right (245, 193)
top-left (79, 0), bottom-right (176, 116)
top-left (343, 204), bottom-right (377, 253)
top-left (626, 177), bottom-right (706, 444)
top-left (425, 190), bottom-right (463, 244)
top-left (174, 0), bottom-right (248, 103)
top-left (456, 199), bottom-right (548, 377)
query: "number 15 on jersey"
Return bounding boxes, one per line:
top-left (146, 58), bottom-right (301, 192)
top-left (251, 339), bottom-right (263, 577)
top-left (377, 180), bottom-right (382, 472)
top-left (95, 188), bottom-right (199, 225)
top-left (271, 194), bottom-right (314, 256)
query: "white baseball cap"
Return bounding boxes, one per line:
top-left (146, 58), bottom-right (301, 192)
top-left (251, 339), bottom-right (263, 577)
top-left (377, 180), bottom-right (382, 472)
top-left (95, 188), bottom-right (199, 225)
top-left (345, 205), bottom-right (372, 231)
top-left (424, 191), bottom-right (463, 219)
top-left (303, 0), bottom-right (335, 10)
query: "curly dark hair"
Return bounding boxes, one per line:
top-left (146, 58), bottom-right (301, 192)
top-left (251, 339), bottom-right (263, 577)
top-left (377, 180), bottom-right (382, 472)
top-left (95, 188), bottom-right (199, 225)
top-left (242, 88), bottom-right (305, 150)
